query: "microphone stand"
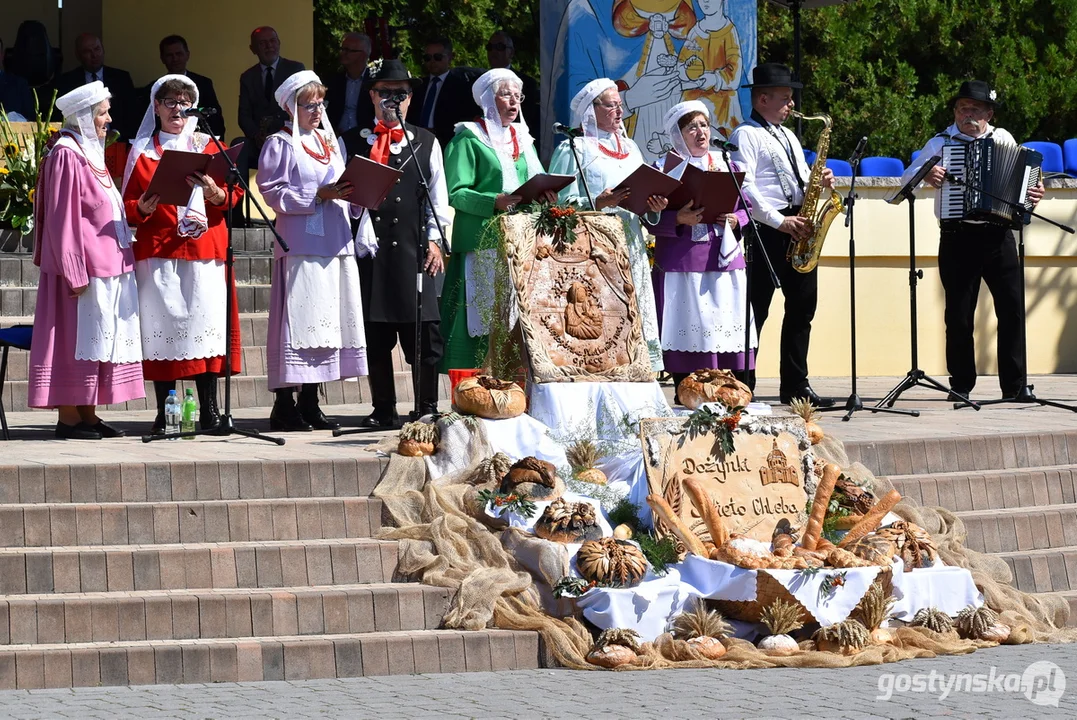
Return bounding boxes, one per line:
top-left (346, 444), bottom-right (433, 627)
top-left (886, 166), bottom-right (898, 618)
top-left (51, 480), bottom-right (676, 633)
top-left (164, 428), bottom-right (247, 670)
top-left (144, 113), bottom-right (287, 444)
top-left (717, 143), bottom-right (778, 389)
top-left (335, 105), bottom-right (450, 436)
top-left (826, 143), bottom-right (915, 421)
top-left (939, 170), bottom-right (1077, 413)
top-left (564, 129), bottom-right (596, 210)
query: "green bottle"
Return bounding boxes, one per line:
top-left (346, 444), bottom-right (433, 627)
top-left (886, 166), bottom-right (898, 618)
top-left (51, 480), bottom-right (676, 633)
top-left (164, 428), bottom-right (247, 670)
top-left (181, 387), bottom-right (198, 438)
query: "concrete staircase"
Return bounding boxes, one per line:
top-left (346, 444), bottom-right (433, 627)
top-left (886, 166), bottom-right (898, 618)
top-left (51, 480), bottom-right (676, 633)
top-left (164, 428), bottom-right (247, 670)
top-left (0, 456), bottom-right (540, 688)
top-left (846, 430), bottom-right (1077, 624)
top-left (0, 227), bottom-right (451, 416)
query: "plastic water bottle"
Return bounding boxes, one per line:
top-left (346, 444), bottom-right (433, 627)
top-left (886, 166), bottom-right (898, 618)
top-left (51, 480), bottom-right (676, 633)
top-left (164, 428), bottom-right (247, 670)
top-left (181, 388), bottom-right (198, 438)
top-left (164, 390), bottom-right (181, 439)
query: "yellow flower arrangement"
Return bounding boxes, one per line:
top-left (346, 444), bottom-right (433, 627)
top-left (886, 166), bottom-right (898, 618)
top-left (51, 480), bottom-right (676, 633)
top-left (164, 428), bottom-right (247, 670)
top-left (0, 90), bottom-right (57, 234)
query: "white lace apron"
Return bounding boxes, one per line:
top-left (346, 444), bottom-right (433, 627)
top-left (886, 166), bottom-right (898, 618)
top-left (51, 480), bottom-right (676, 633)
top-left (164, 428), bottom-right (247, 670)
top-left (284, 254), bottom-right (365, 350)
top-left (136, 258), bottom-right (227, 360)
top-left (75, 272), bottom-right (143, 363)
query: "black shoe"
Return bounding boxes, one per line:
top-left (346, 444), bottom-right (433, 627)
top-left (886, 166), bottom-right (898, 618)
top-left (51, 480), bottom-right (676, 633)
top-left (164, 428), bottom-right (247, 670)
top-left (358, 412), bottom-right (400, 429)
top-left (196, 374), bottom-right (221, 432)
top-left (150, 412), bottom-right (166, 435)
top-left (779, 385), bottom-right (835, 408)
top-left (410, 404), bottom-right (439, 421)
top-left (300, 405), bottom-right (340, 431)
top-left (1004, 386), bottom-right (1037, 403)
top-left (55, 421), bottom-right (102, 440)
top-left (269, 391), bottom-right (312, 432)
top-left (92, 420), bottom-right (126, 438)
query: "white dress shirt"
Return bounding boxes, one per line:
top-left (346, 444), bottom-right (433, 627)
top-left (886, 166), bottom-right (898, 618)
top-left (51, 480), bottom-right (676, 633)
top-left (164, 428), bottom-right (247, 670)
top-left (731, 118), bottom-right (811, 229)
top-left (353, 128), bottom-right (450, 256)
top-left (900, 122), bottom-right (1017, 220)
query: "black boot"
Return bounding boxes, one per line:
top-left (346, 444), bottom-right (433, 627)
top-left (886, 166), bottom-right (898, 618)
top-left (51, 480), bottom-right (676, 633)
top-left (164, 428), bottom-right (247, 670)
top-left (195, 373), bottom-right (221, 432)
top-left (269, 389), bottom-right (312, 432)
top-left (151, 380), bottom-right (176, 434)
top-left (298, 383), bottom-right (339, 430)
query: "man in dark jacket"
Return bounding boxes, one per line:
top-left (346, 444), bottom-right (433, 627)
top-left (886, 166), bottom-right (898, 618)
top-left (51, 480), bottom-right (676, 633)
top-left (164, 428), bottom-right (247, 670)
top-left (237, 26), bottom-right (304, 158)
top-left (156, 34), bottom-right (225, 137)
top-left (406, 37), bottom-right (481, 149)
top-left (325, 32), bottom-right (374, 135)
top-left (52, 33), bottom-right (136, 139)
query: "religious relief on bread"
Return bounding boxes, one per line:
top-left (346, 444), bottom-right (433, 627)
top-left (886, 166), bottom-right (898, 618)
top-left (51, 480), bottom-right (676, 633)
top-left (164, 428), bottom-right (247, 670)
top-left (501, 212), bottom-right (654, 382)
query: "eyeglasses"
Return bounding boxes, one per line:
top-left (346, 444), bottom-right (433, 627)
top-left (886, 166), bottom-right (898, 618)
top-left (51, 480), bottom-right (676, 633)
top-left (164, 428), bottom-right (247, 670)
top-left (300, 100), bottom-right (328, 112)
top-left (340, 47), bottom-right (367, 54)
top-left (594, 101), bottom-right (623, 111)
top-left (374, 87), bottom-right (411, 99)
top-left (496, 92), bottom-right (525, 103)
top-left (486, 43), bottom-right (511, 51)
top-left (423, 53), bottom-right (446, 62)
top-left (158, 98), bottom-right (193, 110)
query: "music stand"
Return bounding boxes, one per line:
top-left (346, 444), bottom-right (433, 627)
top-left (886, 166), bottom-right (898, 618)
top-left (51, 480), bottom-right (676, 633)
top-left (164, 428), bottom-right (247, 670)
top-left (874, 155), bottom-right (978, 414)
top-left (143, 121), bottom-right (287, 445)
top-left (940, 171), bottom-right (1077, 413)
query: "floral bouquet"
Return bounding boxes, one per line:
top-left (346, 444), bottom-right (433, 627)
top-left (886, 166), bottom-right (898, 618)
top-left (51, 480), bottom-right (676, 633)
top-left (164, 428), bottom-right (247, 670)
top-left (0, 90), bottom-right (58, 234)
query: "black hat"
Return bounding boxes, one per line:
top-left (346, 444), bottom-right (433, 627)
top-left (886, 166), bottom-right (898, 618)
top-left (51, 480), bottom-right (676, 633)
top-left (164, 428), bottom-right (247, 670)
top-left (364, 58), bottom-right (420, 88)
top-left (743, 63), bottom-right (802, 90)
top-left (951, 79), bottom-right (1000, 108)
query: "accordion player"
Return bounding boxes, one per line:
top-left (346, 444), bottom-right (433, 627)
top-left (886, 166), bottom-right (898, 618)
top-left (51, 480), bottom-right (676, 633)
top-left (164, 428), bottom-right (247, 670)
top-left (940, 137), bottom-right (1043, 226)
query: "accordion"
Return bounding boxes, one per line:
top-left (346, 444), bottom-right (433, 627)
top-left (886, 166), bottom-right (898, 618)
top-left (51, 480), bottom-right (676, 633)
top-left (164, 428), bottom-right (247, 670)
top-left (940, 138), bottom-right (1042, 226)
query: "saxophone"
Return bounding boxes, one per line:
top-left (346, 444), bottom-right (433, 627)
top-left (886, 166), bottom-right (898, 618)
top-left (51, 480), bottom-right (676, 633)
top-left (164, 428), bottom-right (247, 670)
top-left (787, 111), bottom-right (844, 273)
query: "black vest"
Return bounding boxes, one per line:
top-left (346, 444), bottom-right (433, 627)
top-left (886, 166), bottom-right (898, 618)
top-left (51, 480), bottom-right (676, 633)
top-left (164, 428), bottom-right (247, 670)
top-left (341, 122), bottom-right (442, 324)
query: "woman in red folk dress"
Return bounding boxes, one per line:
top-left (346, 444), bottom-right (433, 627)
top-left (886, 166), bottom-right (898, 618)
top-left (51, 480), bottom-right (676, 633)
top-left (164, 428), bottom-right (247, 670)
top-left (122, 74), bottom-right (242, 434)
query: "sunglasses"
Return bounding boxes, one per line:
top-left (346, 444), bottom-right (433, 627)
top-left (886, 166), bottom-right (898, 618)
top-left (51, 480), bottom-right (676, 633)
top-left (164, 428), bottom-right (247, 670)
top-left (374, 87), bottom-right (412, 99)
top-left (423, 53), bottom-right (446, 62)
top-left (486, 43), bottom-right (510, 51)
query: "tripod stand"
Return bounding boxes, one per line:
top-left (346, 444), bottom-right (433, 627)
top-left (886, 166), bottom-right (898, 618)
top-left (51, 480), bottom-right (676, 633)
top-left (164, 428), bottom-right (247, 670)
top-left (334, 108), bottom-right (450, 437)
top-left (941, 170), bottom-right (1077, 413)
top-left (143, 121), bottom-right (287, 445)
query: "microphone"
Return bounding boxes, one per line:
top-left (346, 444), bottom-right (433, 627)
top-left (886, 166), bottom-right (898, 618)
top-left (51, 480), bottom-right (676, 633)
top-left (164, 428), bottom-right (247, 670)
top-left (849, 135), bottom-right (868, 165)
top-left (553, 122), bottom-right (585, 139)
top-left (178, 106), bottom-right (218, 118)
top-left (711, 138), bottom-right (739, 152)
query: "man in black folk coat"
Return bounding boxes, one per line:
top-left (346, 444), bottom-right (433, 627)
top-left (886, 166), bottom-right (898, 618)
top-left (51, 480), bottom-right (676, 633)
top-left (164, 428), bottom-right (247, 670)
top-left (341, 59), bottom-right (449, 427)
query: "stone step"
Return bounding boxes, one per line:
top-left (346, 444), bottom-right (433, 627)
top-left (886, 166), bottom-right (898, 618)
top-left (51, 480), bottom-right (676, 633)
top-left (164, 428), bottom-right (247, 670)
top-left (0, 497), bottom-right (383, 547)
top-left (0, 227), bottom-right (279, 259)
top-left (0, 583), bottom-right (451, 646)
top-left (954, 503), bottom-right (1077, 555)
top-left (888, 464), bottom-right (1077, 513)
top-left (0, 628), bottom-right (540, 688)
top-left (0, 537), bottom-right (399, 595)
top-left (1, 284), bottom-right (276, 316)
top-left (0, 458), bottom-right (385, 505)
top-left (845, 431), bottom-right (1077, 477)
top-left (993, 547), bottom-right (1077, 594)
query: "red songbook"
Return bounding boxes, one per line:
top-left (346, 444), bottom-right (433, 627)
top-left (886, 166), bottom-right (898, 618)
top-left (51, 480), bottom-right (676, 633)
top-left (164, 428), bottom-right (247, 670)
top-left (663, 154), bottom-right (746, 224)
top-left (337, 154), bottom-right (404, 209)
top-left (145, 142), bottom-right (244, 206)
top-left (512, 173), bottom-right (575, 204)
top-left (611, 163), bottom-right (682, 216)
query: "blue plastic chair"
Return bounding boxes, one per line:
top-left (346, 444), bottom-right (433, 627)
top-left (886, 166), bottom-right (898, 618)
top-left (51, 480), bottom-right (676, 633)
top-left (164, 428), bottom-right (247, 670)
top-left (826, 158), bottom-right (852, 176)
top-left (803, 149), bottom-right (817, 166)
top-left (0, 324), bottom-right (33, 440)
top-left (1022, 141), bottom-right (1064, 174)
top-left (1064, 139), bottom-right (1077, 176)
top-left (911, 149), bottom-right (921, 163)
top-left (858, 156), bottom-right (905, 177)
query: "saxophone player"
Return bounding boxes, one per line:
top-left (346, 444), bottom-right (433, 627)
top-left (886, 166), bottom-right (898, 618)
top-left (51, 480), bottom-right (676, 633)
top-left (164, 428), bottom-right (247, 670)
top-left (730, 63), bottom-right (835, 407)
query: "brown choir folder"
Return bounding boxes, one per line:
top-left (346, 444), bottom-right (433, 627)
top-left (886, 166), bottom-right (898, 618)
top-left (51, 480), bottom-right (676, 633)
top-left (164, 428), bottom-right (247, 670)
top-left (512, 173), bottom-right (575, 204)
top-left (145, 142), bottom-right (244, 206)
top-left (611, 163), bottom-right (682, 216)
top-left (337, 155), bottom-right (404, 209)
top-left (663, 154), bottom-right (745, 224)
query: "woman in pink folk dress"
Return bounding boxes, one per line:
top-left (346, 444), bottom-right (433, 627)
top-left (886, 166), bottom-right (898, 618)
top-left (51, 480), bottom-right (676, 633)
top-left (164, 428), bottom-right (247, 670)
top-left (28, 81), bottom-right (144, 439)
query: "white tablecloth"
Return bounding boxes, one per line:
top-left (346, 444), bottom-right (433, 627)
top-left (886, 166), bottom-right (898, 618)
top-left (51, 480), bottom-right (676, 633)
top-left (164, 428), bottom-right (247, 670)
top-left (528, 381), bottom-right (672, 441)
top-left (890, 557), bottom-right (984, 620)
top-left (575, 568), bottom-right (697, 641)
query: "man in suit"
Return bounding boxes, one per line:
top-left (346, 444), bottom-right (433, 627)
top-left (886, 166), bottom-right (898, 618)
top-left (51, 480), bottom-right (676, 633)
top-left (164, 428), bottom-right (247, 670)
top-left (237, 26), bottom-right (304, 160)
top-left (325, 32), bottom-right (374, 134)
top-left (157, 34), bottom-right (225, 137)
top-left (486, 31), bottom-right (539, 144)
top-left (0, 36), bottom-right (35, 118)
top-left (53, 33), bottom-right (136, 139)
top-left (406, 37), bottom-right (480, 149)
top-left (341, 59), bottom-right (449, 426)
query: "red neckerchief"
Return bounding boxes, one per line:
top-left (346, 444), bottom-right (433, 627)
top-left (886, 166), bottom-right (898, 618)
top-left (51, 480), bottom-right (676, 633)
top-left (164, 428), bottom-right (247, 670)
top-left (370, 121), bottom-right (405, 165)
top-left (478, 119), bottom-right (519, 160)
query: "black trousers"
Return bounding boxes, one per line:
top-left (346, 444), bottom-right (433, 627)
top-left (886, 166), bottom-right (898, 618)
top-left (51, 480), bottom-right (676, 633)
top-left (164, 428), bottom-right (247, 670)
top-left (366, 320), bottom-right (444, 414)
top-left (937, 222), bottom-right (1026, 395)
top-left (749, 221), bottom-right (818, 395)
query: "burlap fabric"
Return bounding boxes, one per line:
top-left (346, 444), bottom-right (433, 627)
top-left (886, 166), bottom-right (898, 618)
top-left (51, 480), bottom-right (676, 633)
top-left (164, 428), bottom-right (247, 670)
top-left (372, 426), bottom-right (1075, 672)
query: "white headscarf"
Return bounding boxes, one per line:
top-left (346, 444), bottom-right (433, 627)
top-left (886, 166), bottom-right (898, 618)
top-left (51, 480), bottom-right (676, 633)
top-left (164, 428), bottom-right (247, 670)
top-left (121, 74), bottom-right (209, 238)
top-left (570, 78), bottom-right (622, 141)
top-left (54, 81), bottom-right (131, 248)
top-left (462, 68), bottom-right (542, 193)
top-left (274, 69), bottom-right (341, 188)
top-left (663, 100), bottom-right (711, 165)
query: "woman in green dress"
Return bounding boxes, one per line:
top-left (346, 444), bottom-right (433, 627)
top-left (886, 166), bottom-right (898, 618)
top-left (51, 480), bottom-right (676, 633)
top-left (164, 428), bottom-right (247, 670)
top-left (439, 68), bottom-right (554, 371)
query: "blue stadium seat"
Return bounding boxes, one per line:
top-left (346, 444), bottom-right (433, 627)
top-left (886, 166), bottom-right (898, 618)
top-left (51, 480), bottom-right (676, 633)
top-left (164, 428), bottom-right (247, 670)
top-left (804, 149), bottom-right (817, 166)
top-left (911, 149), bottom-right (921, 163)
top-left (826, 158), bottom-right (852, 176)
top-left (1022, 141), bottom-right (1064, 174)
top-left (0, 324), bottom-right (33, 440)
top-left (858, 156), bottom-right (905, 177)
top-left (1064, 139), bottom-right (1077, 176)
